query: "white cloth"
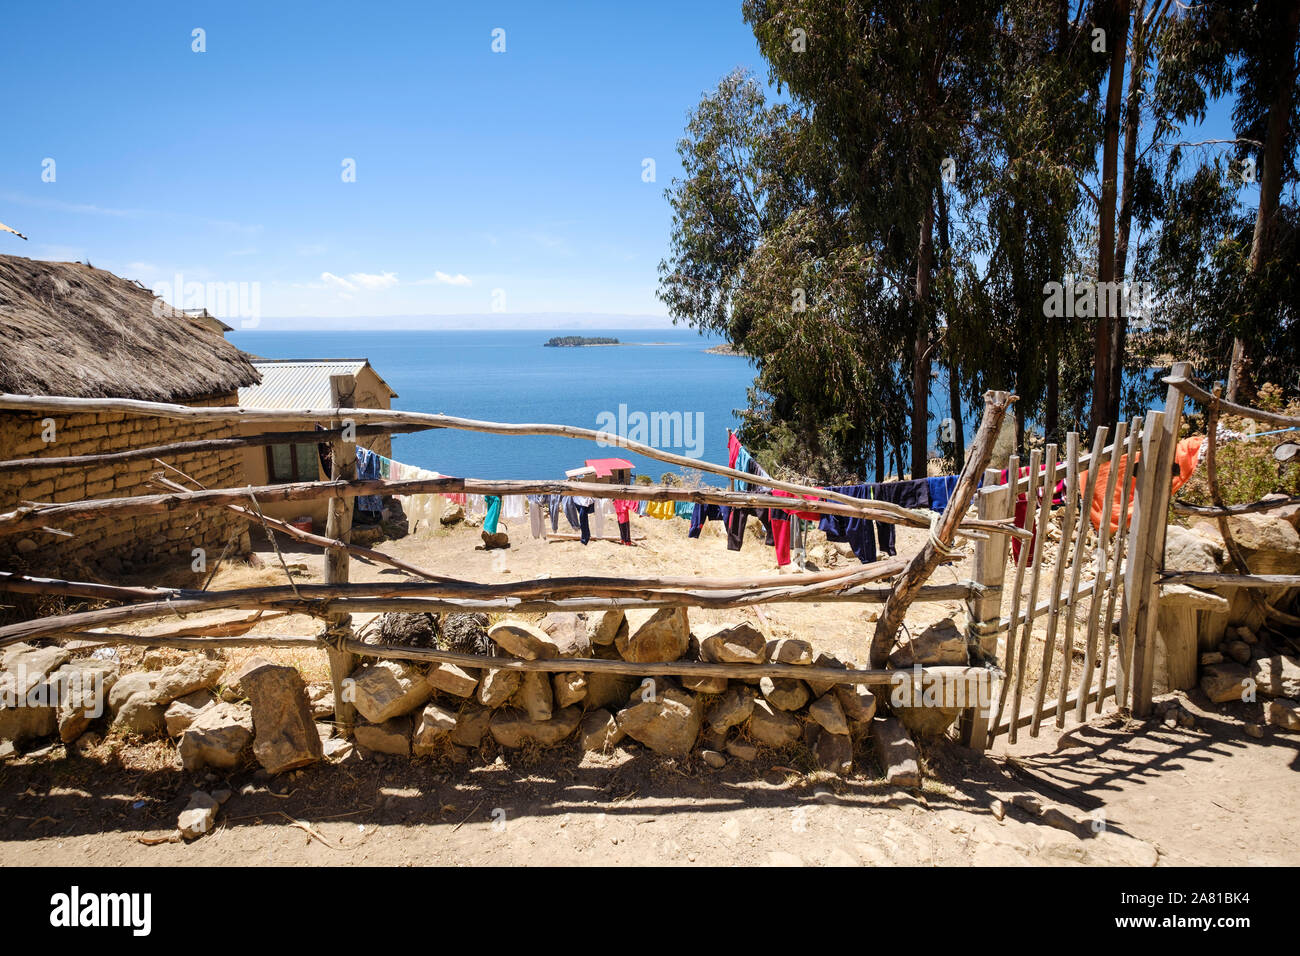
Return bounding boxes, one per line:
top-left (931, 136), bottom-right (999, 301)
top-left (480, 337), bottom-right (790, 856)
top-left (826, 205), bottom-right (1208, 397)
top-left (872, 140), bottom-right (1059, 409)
top-left (503, 495), bottom-right (525, 519)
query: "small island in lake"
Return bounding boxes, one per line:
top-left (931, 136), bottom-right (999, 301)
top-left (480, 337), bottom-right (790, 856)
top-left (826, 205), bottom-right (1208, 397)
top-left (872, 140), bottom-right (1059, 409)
top-left (543, 336), bottom-right (620, 347)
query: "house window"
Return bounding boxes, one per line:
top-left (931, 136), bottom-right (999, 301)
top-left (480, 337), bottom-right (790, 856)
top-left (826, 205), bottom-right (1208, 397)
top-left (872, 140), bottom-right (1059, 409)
top-left (266, 443), bottom-right (319, 483)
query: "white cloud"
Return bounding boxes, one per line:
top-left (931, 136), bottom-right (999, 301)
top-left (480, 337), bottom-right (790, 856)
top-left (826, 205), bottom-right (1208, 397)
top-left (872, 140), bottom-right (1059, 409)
top-left (346, 271), bottom-right (399, 290)
top-left (321, 271), bottom-right (357, 294)
top-left (414, 271), bottom-right (472, 286)
top-left (320, 270), bottom-right (399, 294)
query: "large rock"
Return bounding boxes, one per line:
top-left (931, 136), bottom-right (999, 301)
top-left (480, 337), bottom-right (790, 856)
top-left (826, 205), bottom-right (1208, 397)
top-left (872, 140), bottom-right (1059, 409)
top-left (1165, 526), bottom-right (1226, 574)
top-left (765, 638), bottom-right (813, 666)
top-left (0, 644), bottom-right (72, 744)
top-left (699, 624), bottom-right (767, 664)
top-left (354, 715), bottom-right (413, 756)
top-left (615, 686), bottom-right (702, 757)
top-left (584, 654), bottom-right (639, 711)
top-left (681, 673), bottom-right (728, 694)
top-left (1200, 661), bottom-right (1253, 703)
top-left (617, 608), bottom-right (690, 663)
top-left (109, 656), bottom-right (225, 736)
top-left (425, 662), bottom-right (479, 698)
top-left (412, 702), bottom-right (459, 756)
top-left (746, 699), bottom-right (801, 748)
top-left (552, 671), bottom-right (587, 708)
top-left (579, 708), bottom-right (624, 750)
top-left (808, 693), bottom-right (850, 735)
top-left (834, 685), bottom-right (878, 724)
top-left (1249, 655), bottom-right (1300, 699)
top-left (759, 676), bottom-right (809, 711)
top-left (164, 689), bottom-right (214, 737)
top-left (235, 656), bottom-right (322, 775)
top-left (53, 658), bottom-right (119, 743)
top-left (178, 702), bottom-right (253, 771)
top-left (589, 610), bottom-right (627, 647)
top-left (477, 667), bottom-right (522, 708)
top-left (449, 703), bottom-right (492, 748)
top-left (489, 705), bottom-right (581, 748)
top-left (807, 651), bottom-right (852, 696)
top-left (813, 728), bottom-right (853, 775)
top-left (538, 612), bottom-right (595, 658)
top-left (489, 620), bottom-right (560, 660)
top-left (513, 670), bottom-right (554, 722)
top-left (348, 660), bottom-right (432, 722)
top-left (1214, 514), bottom-right (1300, 574)
top-left (707, 685), bottom-right (757, 733)
top-left (889, 618), bottom-right (968, 668)
top-left (870, 715), bottom-right (921, 787)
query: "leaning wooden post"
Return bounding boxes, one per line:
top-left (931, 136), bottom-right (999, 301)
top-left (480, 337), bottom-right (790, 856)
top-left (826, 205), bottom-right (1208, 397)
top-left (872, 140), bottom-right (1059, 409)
top-left (326, 374), bottom-right (359, 736)
top-left (1128, 361), bottom-right (1190, 716)
top-left (870, 390), bottom-right (1014, 669)
top-left (958, 466), bottom-right (1012, 750)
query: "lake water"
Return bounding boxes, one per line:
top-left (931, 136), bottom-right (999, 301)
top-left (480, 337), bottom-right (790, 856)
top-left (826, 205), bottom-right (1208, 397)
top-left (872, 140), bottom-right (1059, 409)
top-left (229, 328), bottom-right (757, 484)
top-left (228, 327), bottom-right (983, 484)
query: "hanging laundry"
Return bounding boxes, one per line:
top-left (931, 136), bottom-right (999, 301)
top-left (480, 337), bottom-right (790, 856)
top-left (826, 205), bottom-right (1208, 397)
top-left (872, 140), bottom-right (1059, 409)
top-left (869, 478), bottom-right (929, 556)
top-left (354, 448), bottom-right (383, 515)
top-left (563, 496), bottom-right (581, 530)
top-left (614, 498), bottom-right (635, 545)
top-left (688, 503), bottom-right (726, 539)
top-left (674, 500), bottom-right (693, 519)
top-left (1081, 435), bottom-right (1203, 533)
top-left (725, 506), bottom-right (749, 551)
top-left (728, 432), bottom-right (742, 469)
top-left (927, 475), bottom-right (961, 513)
top-left (528, 495), bottom-right (545, 538)
top-left (484, 495), bottom-right (502, 534)
top-left (647, 500), bottom-right (676, 520)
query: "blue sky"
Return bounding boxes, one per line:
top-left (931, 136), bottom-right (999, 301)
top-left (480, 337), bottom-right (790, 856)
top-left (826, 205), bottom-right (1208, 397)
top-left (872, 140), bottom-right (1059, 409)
top-left (1, 2), bottom-right (1240, 327)
top-left (0, 1), bottom-right (770, 322)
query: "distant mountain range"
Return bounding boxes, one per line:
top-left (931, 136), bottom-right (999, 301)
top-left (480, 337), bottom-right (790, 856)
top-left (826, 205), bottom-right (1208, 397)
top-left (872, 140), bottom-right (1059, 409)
top-left (239, 313), bottom-right (676, 331)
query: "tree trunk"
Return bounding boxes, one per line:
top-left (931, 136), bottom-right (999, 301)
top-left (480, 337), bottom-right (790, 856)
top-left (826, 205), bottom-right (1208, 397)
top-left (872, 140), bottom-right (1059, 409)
top-left (1046, 327), bottom-right (1059, 443)
top-left (912, 189), bottom-right (937, 480)
top-left (1229, 0), bottom-right (1300, 402)
top-left (936, 184), bottom-right (964, 469)
top-left (1111, 1), bottom-right (1147, 418)
top-left (1092, 0), bottom-right (1131, 431)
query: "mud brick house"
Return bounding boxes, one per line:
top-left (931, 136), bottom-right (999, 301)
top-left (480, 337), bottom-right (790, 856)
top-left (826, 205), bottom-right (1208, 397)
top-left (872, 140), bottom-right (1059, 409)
top-left (0, 255), bottom-right (261, 578)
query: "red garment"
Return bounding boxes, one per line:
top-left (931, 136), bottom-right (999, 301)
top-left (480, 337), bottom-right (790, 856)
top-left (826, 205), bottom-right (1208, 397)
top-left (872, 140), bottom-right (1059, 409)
top-left (613, 499), bottom-right (634, 524)
top-left (728, 432), bottom-right (742, 469)
top-left (771, 488), bottom-right (824, 521)
top-left (771, 514), bottom-right (792, 566)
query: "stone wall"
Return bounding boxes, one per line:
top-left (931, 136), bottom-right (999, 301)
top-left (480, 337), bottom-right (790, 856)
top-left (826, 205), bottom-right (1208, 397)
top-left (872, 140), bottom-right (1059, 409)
top-left (0, 392), bottom-right (249, 579)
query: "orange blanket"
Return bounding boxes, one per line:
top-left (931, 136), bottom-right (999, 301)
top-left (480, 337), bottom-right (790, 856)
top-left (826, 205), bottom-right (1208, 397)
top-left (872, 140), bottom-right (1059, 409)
top-left (1082, 436), bottom-right (1203, 533)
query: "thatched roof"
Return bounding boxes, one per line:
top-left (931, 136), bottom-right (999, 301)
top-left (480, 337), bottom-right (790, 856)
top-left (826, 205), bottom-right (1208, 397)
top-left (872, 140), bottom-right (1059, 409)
top-left (0, 255), bottom-right (260, 401)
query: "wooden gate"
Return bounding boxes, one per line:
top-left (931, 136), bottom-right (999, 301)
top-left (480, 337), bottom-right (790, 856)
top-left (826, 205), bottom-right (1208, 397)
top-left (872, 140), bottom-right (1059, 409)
top-left (965, 363), bottom-right (1189, 745)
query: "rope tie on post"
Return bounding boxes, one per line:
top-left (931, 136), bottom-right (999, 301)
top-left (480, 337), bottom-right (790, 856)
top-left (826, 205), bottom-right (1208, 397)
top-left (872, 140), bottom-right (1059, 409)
top-left (928, 512), bottom-right (962, 558)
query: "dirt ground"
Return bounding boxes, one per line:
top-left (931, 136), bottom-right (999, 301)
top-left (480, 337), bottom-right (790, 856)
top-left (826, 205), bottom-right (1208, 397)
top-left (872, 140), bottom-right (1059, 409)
top-left (1, 503), bottom-right (1297, 866)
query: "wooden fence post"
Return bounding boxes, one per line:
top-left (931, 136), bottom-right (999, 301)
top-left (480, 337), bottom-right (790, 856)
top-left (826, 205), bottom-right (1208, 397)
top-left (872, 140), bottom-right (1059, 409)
top-left (1129, 361), bottom-right (1191, 716)
top-left (326, 374), bottom-right (358, 736)
top-left (959, 467), bottom-right (1010, 750)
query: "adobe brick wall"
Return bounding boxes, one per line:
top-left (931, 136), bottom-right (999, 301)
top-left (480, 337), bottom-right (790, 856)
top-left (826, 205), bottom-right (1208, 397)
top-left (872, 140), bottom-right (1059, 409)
top-left (0, 392), bottom-right (250, 580)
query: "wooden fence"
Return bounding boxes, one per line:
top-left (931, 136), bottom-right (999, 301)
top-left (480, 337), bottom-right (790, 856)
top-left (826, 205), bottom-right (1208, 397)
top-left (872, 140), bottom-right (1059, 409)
top-left (0, 382), bottom-right (1024, 747)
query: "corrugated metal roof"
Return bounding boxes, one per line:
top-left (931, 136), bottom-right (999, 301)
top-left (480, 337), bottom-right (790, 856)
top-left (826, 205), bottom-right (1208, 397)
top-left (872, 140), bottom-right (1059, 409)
top-left (238, 359), bottom-right (397, 409)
